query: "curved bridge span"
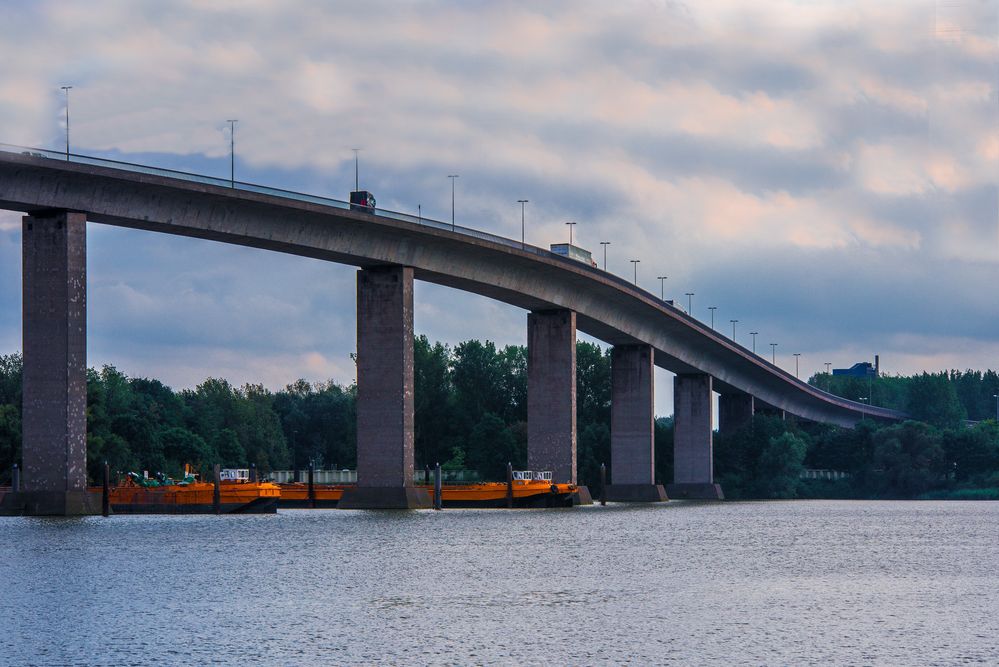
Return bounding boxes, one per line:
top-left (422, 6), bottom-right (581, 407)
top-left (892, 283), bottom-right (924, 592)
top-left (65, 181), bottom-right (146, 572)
top-left (0, 148), bottom-right (904, 512)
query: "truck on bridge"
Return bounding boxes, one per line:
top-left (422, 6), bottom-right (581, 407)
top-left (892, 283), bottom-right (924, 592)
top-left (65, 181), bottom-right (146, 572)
top-left (549, 242), bottom-right (597, 267)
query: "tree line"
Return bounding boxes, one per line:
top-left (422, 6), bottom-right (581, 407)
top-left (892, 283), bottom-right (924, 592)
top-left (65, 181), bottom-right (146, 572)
top-left (1, 347), bottom-right (998, 498)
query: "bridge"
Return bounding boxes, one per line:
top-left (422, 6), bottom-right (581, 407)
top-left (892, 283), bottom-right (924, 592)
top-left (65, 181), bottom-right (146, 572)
top-left (0, 146), bottom-right (906, 514)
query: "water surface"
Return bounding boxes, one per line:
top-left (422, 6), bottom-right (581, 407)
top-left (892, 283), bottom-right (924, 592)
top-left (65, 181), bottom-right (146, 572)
top-left (2, 500), bottom-right (997, 665)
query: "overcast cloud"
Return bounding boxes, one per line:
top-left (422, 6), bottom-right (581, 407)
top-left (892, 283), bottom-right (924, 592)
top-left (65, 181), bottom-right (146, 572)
top-left (0, 0), bottom-right (997, 415)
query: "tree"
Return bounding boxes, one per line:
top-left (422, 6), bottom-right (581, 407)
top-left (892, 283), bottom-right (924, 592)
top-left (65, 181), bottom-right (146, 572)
top-left (754, 431), bottom-right (807, 498)
top-left (466, 412), bottom-right (522, 479)
top-left (907, 373), bottom-right (965, 428)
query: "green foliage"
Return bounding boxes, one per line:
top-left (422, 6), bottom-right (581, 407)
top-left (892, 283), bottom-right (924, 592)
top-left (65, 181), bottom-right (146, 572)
top-left (3, 344), bottom-right (999, 499)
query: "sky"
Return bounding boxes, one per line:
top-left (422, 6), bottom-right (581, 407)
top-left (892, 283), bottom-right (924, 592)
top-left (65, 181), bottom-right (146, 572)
top-left (0, 0), bottom-right (997, 416)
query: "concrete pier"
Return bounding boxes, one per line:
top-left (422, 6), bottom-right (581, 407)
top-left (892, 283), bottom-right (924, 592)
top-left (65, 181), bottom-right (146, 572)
top-left (527, 310), bottom-right (577, 485)
top-left (606, 345), bottom-right (666, 502)
top-left (3, 211), bottom-right (96, 515)
top-left (667, 373), bottom-right (723, 500)
top-left (719, 393), bottom-right (755, 435)
top-left (339, 266), bottom-right (431, 509)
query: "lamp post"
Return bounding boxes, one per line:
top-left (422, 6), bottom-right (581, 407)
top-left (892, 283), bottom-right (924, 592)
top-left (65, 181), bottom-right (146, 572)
top-left (518, 200), bottom-right (528, 248)
top-left (448, 174), bottom-right (459, 230)
top-left (226, 119), bottom-right (238, 187)
top-left (685, 292), bottom-right (694, 314)
top-left (994, 394), bottom-right (998, 422)
top-left (630, 259), bottom-right (640, 285)
top-left (566, 221), bottom-right (576, 245)
top-left (599, 241), bottom-right (610, 270)
top-left (749, 331), bottom-right (758, 354)
top-left (859, 396), bottom-right (868, 420)
top-left (351, 148), bottom-right (360, 191)
top-left (708, 306), bottom-right (717, 330)
top-left (60, 85), bottom-right (72, 160)
top-left (793, 353), bottom-right (801, 378)
top-left (770, 342), bottom-right (778, 364)
top-left (657, 276), bottom-right (668, 300)
top-left (825, 362), bottom-right (832, 374)
top-left (730, 319), bottom-right (738, 340)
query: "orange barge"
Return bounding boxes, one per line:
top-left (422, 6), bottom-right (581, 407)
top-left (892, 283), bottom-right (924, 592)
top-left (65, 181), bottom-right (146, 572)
top-left (101, 469), bottom-right (280, 514)
top-left (279, 471), bottom-right (577, 508)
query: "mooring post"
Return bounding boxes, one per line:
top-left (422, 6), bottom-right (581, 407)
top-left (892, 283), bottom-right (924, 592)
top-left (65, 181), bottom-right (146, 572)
top-left (102, 461), bottom-right (110, 517)
top-left (600, 463), bottom-right (607, 506)
top-left (434, 463), bottom-right (442, 510)
top-left (308, 460), bottom-right (316, 509)
top-left (506, 462), bottom-right (514, 508)
top-left (12, 463), bottom-right (19, 493)
top-left (213, 464), bottom-right (221, 514)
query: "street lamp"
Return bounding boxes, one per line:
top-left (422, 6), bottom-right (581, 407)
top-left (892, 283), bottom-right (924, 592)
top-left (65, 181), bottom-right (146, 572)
top-left (770, 342), bottom-right (778, 364)
top-left (448, 175), bottom-right (459, 230)
top-left (825, 362), bottom-right (832, 374)
top-left (630, 259), bottom-right (640, 285)
top-left (993, 394), bottom-right (998, 422)
top-left (685, 292), bottom-right (694, 314)
top-left (566, 221), bottom-right (577, 245)
top-left (708, 306), bottom-right (717, 330)
top-left (730, 319), bottom-right (738, 340)
top-left (749, 331), bottom-right (758, 354)
top-left (226, 119), bottom-right (238, 187)
top-left (351, 148), bottom-right (360, 191)
top-left (518, 200), bottom-right (528, 248)
top-left (793, 353), bottom-right (801, 378)
top-left (599, 241), bottom-right (610, 270)
top-left (858, 396), bottom-right (868, 420)
top-left (657, 276), bottom-right (668, 300)
top-left (60, 85), bottom-right (72, 160)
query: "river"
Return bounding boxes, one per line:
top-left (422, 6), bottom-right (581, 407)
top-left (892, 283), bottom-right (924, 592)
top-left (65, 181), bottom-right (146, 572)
top-left (2, 500), bottom-right (997, 665)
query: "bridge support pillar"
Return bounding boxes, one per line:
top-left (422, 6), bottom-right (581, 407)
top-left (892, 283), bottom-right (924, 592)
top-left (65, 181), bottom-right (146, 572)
top-left (2, 211), bottom-right (97, 516)
top-left (606, 345), bottom-right (666, 502)
top-left (528, 310), bottom-right (586, 501)
top-left (339, 266), bottom-right (431, 509)
top-left (666, 373), bottom-right (724, 500)
top-left (719, 393), bottom-right (755, 435)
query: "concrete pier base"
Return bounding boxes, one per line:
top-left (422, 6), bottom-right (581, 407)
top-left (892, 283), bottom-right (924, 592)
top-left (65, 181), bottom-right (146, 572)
top-left (672, 373), bottom-right (724, 500)
top-left (527, 310), bottom-right (577, 484)
top-left (345, 266), bottom-right (428, 509)
top-left (10, 211), bottom-right (97, 516)
top-left (664, 483), bottom-right (724, 500)
top-left (605, 484), bottom-right (669, 502)
top-left (0, 490), bottom-right (100, 516)
top-left (572, 486), bottom-right (593, 505)
top-left (338, 486), bottom-right (431, 510)
top-left (609, 345), bottom-right (665, 502)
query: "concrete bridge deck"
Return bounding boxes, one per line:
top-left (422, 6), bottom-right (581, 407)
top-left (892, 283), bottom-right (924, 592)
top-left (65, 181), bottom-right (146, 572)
top-left (0, 148), bottom-right (902, 426)
top-left (0, 146), bottom-right (906, 512)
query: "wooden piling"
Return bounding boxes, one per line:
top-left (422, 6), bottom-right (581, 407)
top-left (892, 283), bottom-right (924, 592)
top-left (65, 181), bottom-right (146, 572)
top-left (599, 462), bottom-right (607, 506)
top-left (308, 461), bottom-right (316, 508)
top-left (102, 460), bottom-right (110, 517)
top-left (213, 464), bottom-right (221, 514)
top-left (434, 462), bottom-right (442, 510)
top-left (506, 462), bottom-right (514, 508)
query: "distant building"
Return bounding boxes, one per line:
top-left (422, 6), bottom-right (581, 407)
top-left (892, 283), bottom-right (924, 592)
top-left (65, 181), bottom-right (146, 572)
top-left (833, 357), bottom-right (880, 378)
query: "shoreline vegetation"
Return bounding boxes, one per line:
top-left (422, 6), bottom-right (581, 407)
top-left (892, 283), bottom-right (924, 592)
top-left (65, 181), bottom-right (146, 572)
top-left (1, 340), bottom-right (997, 500)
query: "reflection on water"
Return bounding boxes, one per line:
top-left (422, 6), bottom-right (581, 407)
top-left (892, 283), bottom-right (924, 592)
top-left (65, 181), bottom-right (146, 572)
top-left (2, 501), bottom-right (998, 665)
